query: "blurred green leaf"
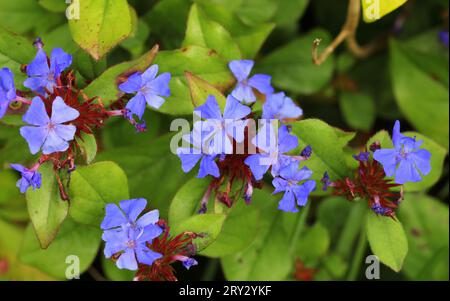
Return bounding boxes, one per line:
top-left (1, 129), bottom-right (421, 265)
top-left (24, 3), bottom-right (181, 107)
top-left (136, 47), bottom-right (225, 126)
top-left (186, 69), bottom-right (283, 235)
top-left (398, 193), bottom-right (449, 280)
top-left (0, 219), bottom-right (54, 280)
top-left (19, 218), bottom-right (101, 279)
top-left (0, 169), bottom-right (28, 222)
top-left (195, 0), bottom-right (274, 58)
top-left (69, 0), bottom-right (133, 60)
top-left (390, 39), bottom-right (449, 149)
top-left (186, 71), bottom-right (228, 110)
top-left (367, 213), bottom-right (408, 272)
top-left (101, 255), bottom-right (134, 281)
top-left (221, 189), bottom-right (292, 281)
top-left (258, 29), bottom-right (334, 94)
top-left (183, 4), bottom-right (241, 61)
top-left (26, 162), bottom-right (68, 249)
top-left (296, 222), bottom-right (330, 265)
top-left (38, 0), bottom-right (67, 13)
top-left (75, 132), bottom-right (97, 164)
top-left (273, 0), bottom-right (309, 28)
top-left (340, 92), bottom-right (376, 132)
top-left (317, 196), bottom-right (354, 246)
top-left (68, 161), bottom-right (130, 227)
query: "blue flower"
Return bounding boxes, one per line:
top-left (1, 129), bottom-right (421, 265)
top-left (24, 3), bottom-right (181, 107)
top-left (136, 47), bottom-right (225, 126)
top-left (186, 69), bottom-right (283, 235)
top-left (272, 161), bottom-right (316, 213)
top-left (439, 31), bottom-right (449, 48)
top-left (119, 65), bottom-right (171, 120)
top-left (262, 92), bottom-right (303, 120)
top-left (24, 48), bottom-right (72, 94)
top-left (0, 67), bottom-right (16, 119)
top-left (353, 151), bottom-right (370, 162)
top-left (10, 164), bottom-right (42, 193)
top-left (229, 60), bottom-right (274, 104)
top-left (245, 123), bottom-right (298, 180)
top-left (373, 120), bottom-right (431, 184)
top-left (177, 128), bottom-right (220, 178)
top-left (20, 96), bottom-right (79, 155)
top-left (320, 171), bottom-right (332, 191)
top-left (194, 95), bottom-right (251, 154)
top-left (101, 198), bottom-right (163, 271)
top-left (181, 257), bottom-right (198, 270)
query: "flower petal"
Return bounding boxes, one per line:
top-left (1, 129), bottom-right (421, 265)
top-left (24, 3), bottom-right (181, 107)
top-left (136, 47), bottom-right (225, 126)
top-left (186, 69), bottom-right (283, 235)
top-left (177, 149), bottom-right (203, 173)
top-left (244, 154), bottom-right (271, 180)
top-left (101, 204), bottom-right (128, 230)
top-left (198, 155), bottom-right (220, 178)
top-left (248, 74), bottom-right (273, 95)
top-left (135, 247), bottom-right (162, 266)
top-left (223, 95), bottom-right (251, 120)
top-left (293, 180), bottom-right (316, 207)
top-left (50, 48), bottom-right (72, 75)
top-left (119, 73), bottom-right (142, 93)
top-left (141, 65), bottom-right (159, 83)
top-left (116, 249), bottom-right (138, 270)
top-left (194, 95), bottom-right (222, 120)
top-left (145, 94), bottom-right (166, 109)
top-left (53, 124), bottom-right (76, 142)
top-left (120, 198), bottom-right (147, 223)
top-left (125, 93), bottom-right (147, 120)
top-left (278, 190), bottom-right (298, 213)
top-left (26, 49), bottom-right (50, 77)
top-left (136, 210), bottom-right (160, 228)
top-left (373, 148), bottom-right (398, 177)
top-left (231, 82), bottom-right (256, 104)
top-left (50, 97), bottom-right (79, 124)
top-left (23, 97), bottom-right (50, 126)
top-left (20, 125), bottom-right (48, 155)
top-left (41, 130), bottom-right (69, 154)
top-left (395, 158), bottom-right (422, 184)
top-left (228, 60), bottom-right (253, 82)
top-left (148, 72), bottom-right (171, 97)
top-left (411, 149), bottom-right (431, 175)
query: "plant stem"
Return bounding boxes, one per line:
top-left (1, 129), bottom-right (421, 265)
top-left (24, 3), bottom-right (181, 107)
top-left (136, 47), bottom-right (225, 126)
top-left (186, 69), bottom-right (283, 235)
top-left (288, 204), bottom-right (311, 257)
top-left (347, 214), bottom-right (368, 280)
top-left (336, 201), bottom-right (366, 259)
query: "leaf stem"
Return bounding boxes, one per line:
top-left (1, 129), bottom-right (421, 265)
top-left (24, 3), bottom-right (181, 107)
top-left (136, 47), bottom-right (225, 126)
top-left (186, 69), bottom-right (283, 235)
top-left (347, 212), bottom-right (368, 280)
top-left (288, 204), bottom-right (311, 257)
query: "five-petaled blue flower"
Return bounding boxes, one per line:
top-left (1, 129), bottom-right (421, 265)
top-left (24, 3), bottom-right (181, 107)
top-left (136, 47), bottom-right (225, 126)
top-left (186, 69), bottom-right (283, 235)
top-left (195, 94), bottom-right (251, 154)
top-left (20, 96), bottom-right (79, 155)
top-left (262, 92), bottom-right (303, 120)
top-left (119, 65), bottom-right (171, 120)
top-left (24, 48), bottom-right (72, 94)
top-left (0, 67), bottom-right (16, 120)
top-left (10, 164), bottom-right (42, 193)
top-left (229, 60), bottom-right (274, 104)
top-left (272, 161), bottom-right (316, 213)
top-left (101, 198), bottom-right (163, 271)
top-left (373, 120), bottom-right (431, 184)
top-left (177, 128), bottom-right (220, 178)
top-left (245, 123), bottom-right (298, 180)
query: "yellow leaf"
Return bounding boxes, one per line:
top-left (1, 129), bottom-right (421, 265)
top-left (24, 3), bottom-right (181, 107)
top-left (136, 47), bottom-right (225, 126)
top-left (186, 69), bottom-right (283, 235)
top-left (362, 0), bottom-right (408, 23)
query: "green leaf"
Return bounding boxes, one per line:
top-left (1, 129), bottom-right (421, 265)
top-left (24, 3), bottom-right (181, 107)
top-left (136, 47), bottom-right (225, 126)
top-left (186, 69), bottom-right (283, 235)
top-left (340, 92), bottom-right (376, 132)
top-left (362, 0), bottom-right (408, 23)
top-left (185, 71), bottom-right (227, 110)
top-left (221, 189), bottom-right (292, 281)
top-left (121, 19), bottom-right (150, 59)
top-left (153, 45), bottom-right (234, 115)
top-left (234, 0), bottom-right (278, 25)
top-left (258, 29), bottom-right (334, 94)
top-left (0, 0), bottom-right (64, 35)
top-left (38, 0), bottom-right (67, 13)
top-left (68, 0), bottom-right (133, 60)
top-left (195, 0), bottom-right (274, 58)
top-left (82, 45), bottom-right (159, 106)
top-left (19, 218), bottom-right (101, 279)
top-left (0, 170), bottom-right (28, 222)
top-left (367, 130), bottom-right (447, 192)
top-left (97, 134), bottom-right (193, 218)
top-left (296, 222), bottom-right (330, 265)
top-left (26, 162), bottom-right (69, 249)
top-left (73, 48), bottom-right (107, 81)
top-left (68, 161), bottom-right (130, 227)
top-left (183, 4), bottom-right (241, 61)
top-left (273, 0), bottom-right (309, 27)
top-left (0, 219), bottom-right (54, 280)
top-left (390, 39), bottom-right (449, 149)
top-left (172, 213), bottom-right (226, 252)
top-left (398, 193), bottom-right (449, 280)
top-left (0, 126), bottom-right (33, 165)
top-left (75, 132), bottom-right (97, 164)
top-left (366, 213), bottom-right (408, 272)
top-left (291, 119), bottom-right (350, 184)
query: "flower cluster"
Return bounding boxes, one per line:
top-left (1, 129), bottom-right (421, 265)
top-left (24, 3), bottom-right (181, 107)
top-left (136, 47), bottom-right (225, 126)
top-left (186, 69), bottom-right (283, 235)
top-left (101, 198), bottom-right (198, 280)
top-left (0, 39), bottom-right (171, 197)
top-left (322, 120), bottom-right (431, 217)
top-left (177, 60), bottom-right (314, 213)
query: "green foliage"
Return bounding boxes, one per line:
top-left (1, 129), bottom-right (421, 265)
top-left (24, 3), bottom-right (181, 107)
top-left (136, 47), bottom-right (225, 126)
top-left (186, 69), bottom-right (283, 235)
top-left (26, 162), bottom-right (69, 249)
top-left (367, 213), bottom-right (408, 272)
top-left (340, 92), bottom-right (376, 132)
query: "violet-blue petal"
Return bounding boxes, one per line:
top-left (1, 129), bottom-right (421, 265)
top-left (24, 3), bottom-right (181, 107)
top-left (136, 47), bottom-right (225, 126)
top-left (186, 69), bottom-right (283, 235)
top-left (41, 130), bottom-right (69, 154)
top-left (198, 155), bottom-right (220, 178)
top-left (177, 148), bottom-right (203, 173)
top-left (144, 93), bottom-right (166, 109)
top-left (248, 74), bottom-right (274, 95)
top-left (182, 258), bottom-right (198, 270)
top-left (119, 73), bottom-right (142, 93)
top-left (26, 49), bottom-right (49, 77)
top-left (135, 247), bottom-right (162, 266)
top-left (293, 180), bottom-right (316, 207)
top-left (53, 124), bottom-right (76, 142)
top-left (194, 95), bottom-right (222, 120)
top-left (22, 97), bottom-right (50, 126)
top-left (223, 95), bottom-right (251, 120)
top-left (125, 93), bottom-right (147, 120)
top-left (116, 248), bottom-right (138, 270)
top-left (119, 198), bottom-right (147, 223)
top-left (395, 158), bottom-right (422, 184)
top-left (278, 190), bottom-right (298, 213)
top-left (148, 72), bottom-right (171, 97)
top-left (101, 204), bottom-right (128, 230)
top-left (229, 60), bottom-right (254, 82)
top-left (231, 83), bottom-right (256, 104)
top-left (20, 126), bottom-right (48, 155)
top-left (50, 48), bottom-right (72, 75)
top-left (136, 209), bottom-right (160, 229)
top-left (244, 154), bottom-right (271, 180)
top-left (50, 97), bottom-right (79, 124)
top-left (141, 65), bottom-right (159, 82)
top-left (373, 148), bottom-right (398, 177)
top-left (410, 149), bottom-right (431, 175)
